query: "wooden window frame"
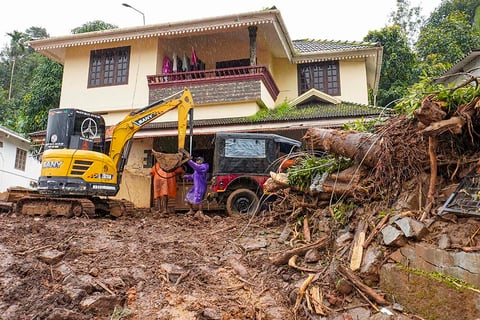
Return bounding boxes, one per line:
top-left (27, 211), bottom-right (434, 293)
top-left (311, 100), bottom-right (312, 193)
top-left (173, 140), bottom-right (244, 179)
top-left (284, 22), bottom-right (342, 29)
top-left (88, 46), bottom-right (130, 88)
top-left (15, 147), bottom-right (27, 171)
top-left (298, 61), bottom-right (340, 96)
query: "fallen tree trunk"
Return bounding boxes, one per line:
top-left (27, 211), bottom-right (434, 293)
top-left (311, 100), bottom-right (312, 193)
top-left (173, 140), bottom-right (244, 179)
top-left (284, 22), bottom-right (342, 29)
top-left (303, 128), bottom-right (381, 168)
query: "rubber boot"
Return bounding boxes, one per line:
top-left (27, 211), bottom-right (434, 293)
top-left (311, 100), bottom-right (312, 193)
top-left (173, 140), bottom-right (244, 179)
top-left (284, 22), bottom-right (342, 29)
top-left (154, 198), bottom-right (161, 213)
top-left (160, 197), bottom-right (168, 214)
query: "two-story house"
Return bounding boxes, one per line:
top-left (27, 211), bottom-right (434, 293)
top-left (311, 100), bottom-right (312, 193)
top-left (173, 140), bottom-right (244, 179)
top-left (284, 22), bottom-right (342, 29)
top-left (0, 126), bottom-right (41, 193)
top-left (28, 8), bottom-right (384, 208)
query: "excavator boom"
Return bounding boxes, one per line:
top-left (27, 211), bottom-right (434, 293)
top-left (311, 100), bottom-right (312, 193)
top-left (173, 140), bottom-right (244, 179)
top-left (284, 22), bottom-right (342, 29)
top-left (109, 88), bottom-right (193, 171)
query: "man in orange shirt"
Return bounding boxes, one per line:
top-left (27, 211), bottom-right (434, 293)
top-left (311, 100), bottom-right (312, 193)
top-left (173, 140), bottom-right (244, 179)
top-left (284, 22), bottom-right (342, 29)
top-left (151, 162), bottom-right (183, 214)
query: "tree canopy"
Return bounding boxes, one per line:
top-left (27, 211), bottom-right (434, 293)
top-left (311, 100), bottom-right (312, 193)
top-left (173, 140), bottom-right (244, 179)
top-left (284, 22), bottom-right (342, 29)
top-left (0, 21), bottom-right (117, 136)
top-left (366, 0), bottom-right (480, 108)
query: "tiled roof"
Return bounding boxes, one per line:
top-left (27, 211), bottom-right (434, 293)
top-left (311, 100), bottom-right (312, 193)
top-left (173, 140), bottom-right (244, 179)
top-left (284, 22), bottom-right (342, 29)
top-left (292, 40), bottom-right (379, 54)
top-left (29, 102), bottom-right (391, 139)
top-left (144, 102), bottom-right (391, 130)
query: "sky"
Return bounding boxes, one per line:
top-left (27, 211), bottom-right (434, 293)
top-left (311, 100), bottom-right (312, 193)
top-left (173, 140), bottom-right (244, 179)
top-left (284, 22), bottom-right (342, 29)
top-left (1, 0), bottom-right (443, 48)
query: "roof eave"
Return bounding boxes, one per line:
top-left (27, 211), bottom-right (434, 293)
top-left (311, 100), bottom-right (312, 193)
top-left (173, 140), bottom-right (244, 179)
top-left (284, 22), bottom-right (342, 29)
top-left (29, 9), bottom-right (295, 64)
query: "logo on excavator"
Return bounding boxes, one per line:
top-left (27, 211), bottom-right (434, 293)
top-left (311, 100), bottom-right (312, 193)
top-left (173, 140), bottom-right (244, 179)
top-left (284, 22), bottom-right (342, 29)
top-left (133, 113), bottom-right (158, 126)
top-left (92, 173), bottom-right (114, 180)
top-left (43, 161), bottom-right (63, 168)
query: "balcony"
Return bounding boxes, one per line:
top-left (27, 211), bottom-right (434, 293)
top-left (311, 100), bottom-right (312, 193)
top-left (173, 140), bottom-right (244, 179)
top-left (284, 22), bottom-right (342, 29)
top-left (147, 65), bottom-right (280, 106)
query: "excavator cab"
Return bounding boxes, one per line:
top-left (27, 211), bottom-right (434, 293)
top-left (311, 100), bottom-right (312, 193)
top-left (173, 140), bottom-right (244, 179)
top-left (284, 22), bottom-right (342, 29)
top-left (45, 109), bottom-right (106, 153)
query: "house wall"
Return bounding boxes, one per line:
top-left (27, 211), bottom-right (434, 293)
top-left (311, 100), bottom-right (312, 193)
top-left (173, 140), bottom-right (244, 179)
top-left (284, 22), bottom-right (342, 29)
top-left (60, 38), bottom-right (159, 124)
top-left (0, 136), bottom-right (41, 192)
top-left (271, 57), bottom-right (297, 103)
top-left (270, 58), bottom-right (369, 105)
top-left (338, 59), bottom-right (369, 105)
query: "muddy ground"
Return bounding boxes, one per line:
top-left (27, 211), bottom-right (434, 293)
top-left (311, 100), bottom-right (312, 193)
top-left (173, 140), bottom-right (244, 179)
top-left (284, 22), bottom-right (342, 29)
top-left (0, 209), bottom-right (308, 320)
top-left (0, 205), bottom-right (478, 320)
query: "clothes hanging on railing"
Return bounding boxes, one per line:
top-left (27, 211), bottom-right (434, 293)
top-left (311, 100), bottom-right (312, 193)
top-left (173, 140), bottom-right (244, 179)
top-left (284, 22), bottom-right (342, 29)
top-left (182, 52), bottom-right (190, 72)
top-left (162, 56), bottom-right (172, 74)
top-left (172, 52), bottom-right (178, 72)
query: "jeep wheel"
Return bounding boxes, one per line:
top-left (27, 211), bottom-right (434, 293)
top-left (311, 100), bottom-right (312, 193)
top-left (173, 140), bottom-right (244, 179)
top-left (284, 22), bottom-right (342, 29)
top-left (226, 188), bottom-right (259, 216)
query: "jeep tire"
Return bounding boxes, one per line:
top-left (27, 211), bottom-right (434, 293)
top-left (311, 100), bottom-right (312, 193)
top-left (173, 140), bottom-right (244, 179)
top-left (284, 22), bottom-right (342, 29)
top-left (226, 188), bottom-right (259, 216)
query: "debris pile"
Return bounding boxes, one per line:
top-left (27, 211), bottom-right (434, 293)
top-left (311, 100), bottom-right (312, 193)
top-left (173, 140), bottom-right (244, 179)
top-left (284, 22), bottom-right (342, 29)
top-left (261, 76), bottom-right (480, 319)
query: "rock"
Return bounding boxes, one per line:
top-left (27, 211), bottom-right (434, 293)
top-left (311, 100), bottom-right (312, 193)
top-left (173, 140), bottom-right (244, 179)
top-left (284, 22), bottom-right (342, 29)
top-left (37, 249), bottom-right (65, 265)
top-left (389, 243), bottom-right (480, 287)
top-left (381, 225), bottom-right (407, 247)
top-left (394, 217), bottom-right (429, 240)
top-left (79, 294), bottom-right (123, 316)
top-left (438, 233), bottom-right (451, 249)
top-left (379, 263), bottom-right (480, 320)
top-left (336, 278), bottom-right (353, 295)
top-left (335, 231), bottom-right (354, 249)
top-left (360, 245), bottom-right (384, 275)
top-left (202, 307), bottom-right (221, 319)
top-left (226, 255), bottom-right (250, 279)
top-left (304, 248), bottom-right (321, 263)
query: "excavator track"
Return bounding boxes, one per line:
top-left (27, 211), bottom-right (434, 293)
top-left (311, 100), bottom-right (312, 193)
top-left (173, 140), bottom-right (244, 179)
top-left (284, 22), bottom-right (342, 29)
top-left (103, 199), bottom-right (136, 217)
top-left (16, 197), bottom-right (96, 218)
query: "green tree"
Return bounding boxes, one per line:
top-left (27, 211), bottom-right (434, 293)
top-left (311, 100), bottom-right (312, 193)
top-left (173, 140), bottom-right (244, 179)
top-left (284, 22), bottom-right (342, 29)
top-left (427, 0), bottom-right (480, 26)
top-left (6, 30), bottom-right (28, 100)
top-left (18, 55), bottom-right (63, 134)
top-left (71, 20), bottom-right (118, 34)
top-left (416, 11), bottom-right (479, 76)
top-left (364, 25), bottom-right (417, 108)
top-left (388, 0), bottom-right (424, 47)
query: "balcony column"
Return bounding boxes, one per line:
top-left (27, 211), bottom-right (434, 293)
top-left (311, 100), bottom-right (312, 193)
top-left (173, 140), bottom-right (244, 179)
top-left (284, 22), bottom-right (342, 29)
top-left (248, 26), bottom-right (258, 66)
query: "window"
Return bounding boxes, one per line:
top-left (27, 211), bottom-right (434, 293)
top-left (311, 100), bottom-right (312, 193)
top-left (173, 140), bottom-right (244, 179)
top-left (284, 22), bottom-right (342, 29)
top-left (225, 138), bottom-right (266, 158)
top-left (298, 61), bottom-right (340, 96)
top-left (15, 148), bottom-right (27, 171)
top-left (88, 46), bottom-right (130, 87)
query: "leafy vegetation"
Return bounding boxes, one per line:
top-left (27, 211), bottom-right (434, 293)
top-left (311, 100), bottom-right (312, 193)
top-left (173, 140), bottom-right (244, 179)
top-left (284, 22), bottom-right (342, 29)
top-left (287, 155), bottom-right (352, 191)
top-left (394, 75), bottom-right (480, 117)
top-left (342, 117), bottom-right (386, 132)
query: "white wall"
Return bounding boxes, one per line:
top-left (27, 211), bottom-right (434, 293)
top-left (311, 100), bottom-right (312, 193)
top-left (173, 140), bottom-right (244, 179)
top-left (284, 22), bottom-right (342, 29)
top-left (0, 136), bottom-right (41, 192)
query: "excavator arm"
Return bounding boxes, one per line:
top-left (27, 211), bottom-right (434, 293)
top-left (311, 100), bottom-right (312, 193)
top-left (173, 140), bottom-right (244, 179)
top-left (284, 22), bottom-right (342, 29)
top-left (108, 88), bottom-right (193, 173)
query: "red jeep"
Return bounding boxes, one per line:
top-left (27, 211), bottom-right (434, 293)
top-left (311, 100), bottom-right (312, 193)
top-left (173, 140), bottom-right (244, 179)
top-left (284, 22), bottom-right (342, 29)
top-left (209, 132), bottom-right (301, 215)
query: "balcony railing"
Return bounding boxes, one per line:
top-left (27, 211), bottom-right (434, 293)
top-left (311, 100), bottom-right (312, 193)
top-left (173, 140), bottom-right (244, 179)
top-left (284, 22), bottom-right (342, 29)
top-left (147, 65), bottom-right (279, 99)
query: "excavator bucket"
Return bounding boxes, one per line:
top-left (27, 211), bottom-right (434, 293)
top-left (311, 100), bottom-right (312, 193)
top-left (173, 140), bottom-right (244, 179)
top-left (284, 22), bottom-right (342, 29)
top-left (152, 148), bottom-right (191, 172)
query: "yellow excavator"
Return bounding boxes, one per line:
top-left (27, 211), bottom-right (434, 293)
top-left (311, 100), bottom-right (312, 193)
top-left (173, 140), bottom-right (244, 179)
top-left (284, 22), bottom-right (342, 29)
top-left (15, 88), bottom-right (194, 218)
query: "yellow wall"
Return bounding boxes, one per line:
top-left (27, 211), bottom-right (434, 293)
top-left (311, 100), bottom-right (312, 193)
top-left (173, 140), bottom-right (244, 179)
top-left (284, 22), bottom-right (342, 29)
top-left (271, 57), bottom-right (298, 104)
top-left (60, 38), bottom-right (159, 120)
top-left (269, 57), bottom-right (369, 106)
top-left (338, 59), bottom-right (368, 105)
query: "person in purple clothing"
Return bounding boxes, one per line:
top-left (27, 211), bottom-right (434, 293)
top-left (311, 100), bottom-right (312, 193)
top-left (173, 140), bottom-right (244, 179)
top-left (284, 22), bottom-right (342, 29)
top-left (183, 156), bottom-right (209, 214)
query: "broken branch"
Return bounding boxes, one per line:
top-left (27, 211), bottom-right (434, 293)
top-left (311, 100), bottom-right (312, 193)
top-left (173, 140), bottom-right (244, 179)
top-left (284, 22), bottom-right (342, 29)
top-left (270, 236), bottom-right (328, 266)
